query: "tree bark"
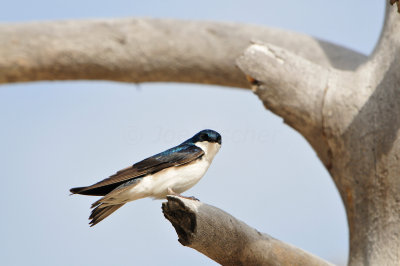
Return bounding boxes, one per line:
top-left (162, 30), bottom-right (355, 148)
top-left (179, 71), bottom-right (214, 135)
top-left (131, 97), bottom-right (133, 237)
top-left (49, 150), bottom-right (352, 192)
top-left (1, 2), bottom-right (398, 266)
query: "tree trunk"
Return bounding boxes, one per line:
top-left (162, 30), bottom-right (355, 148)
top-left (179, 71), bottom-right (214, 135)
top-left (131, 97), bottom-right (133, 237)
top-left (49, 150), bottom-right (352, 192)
top-left (237, 3), bottom-right (400, 265)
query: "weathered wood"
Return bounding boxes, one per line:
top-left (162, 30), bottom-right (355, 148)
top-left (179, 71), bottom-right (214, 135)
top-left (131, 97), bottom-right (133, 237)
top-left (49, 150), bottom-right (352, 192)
top-left (238, 3), bottom-right (400, 265)
top-left (162, 196), bottom-right (333, 266)
top-left (0, 19), bottom-right (365, 86)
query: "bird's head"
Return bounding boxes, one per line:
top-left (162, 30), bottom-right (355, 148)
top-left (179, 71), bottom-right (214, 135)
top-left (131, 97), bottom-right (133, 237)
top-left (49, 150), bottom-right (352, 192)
top-left (187, 129), bottom-right (221, 161)
top-left (191, 129), bottom-right (222, 145)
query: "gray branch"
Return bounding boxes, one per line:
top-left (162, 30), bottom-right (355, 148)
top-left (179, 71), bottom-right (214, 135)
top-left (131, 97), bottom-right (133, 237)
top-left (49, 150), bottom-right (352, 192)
top-left (0, 18), bottom-right (365, 86)
top-left (162, 196), bottom-right (333, 266)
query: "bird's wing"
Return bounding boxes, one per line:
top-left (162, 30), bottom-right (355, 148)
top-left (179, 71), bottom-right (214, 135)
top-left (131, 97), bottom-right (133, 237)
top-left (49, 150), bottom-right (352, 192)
top-left (70, 144), bottom-right (204, 195)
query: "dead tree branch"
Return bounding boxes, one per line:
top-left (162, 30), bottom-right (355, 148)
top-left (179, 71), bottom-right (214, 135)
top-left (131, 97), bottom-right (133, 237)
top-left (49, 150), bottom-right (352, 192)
top-left (162, 196), bottom-right (333, 266)
top-left (0, 18), bottom-right (365, 86)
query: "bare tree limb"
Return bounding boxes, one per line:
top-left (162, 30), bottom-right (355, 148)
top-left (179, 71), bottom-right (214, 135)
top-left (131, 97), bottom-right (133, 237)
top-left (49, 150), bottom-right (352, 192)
top-left (237, 42), bottom-right (328, 129)
top-left (236, 41), bottom-right (334, 169)
top-left (162, 196), bottom-right (333, 266)
top-left (0, 18), bottom-right (366, 86)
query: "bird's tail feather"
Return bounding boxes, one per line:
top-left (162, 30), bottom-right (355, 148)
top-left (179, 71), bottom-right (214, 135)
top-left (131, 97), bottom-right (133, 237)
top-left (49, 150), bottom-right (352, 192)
top-left (88, 185), bottom-right (135, 226)
top-left (89, 203), bottom-right (125, 227)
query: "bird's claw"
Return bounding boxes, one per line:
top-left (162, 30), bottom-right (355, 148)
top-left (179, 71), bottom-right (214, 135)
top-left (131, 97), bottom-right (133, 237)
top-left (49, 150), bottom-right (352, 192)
top-left (184, 195), bottom-right (200, 201)
top-left (167, 188), bottom-right (200, 201)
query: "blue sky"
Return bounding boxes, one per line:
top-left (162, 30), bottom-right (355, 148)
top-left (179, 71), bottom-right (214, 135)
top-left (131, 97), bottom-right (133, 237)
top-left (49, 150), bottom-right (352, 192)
top-left (0, 1), bottom-right (384, 265)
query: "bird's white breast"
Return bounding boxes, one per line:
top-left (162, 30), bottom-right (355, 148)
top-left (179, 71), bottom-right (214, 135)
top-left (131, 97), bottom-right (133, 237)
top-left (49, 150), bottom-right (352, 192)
top-left (126, 142), bottom-right (220, 200)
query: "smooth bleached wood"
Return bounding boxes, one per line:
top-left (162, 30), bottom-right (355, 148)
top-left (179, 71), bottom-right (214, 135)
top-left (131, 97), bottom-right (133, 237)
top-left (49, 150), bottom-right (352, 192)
top-left (0, 18), bottom-right (365, 87)
top-left (238, 3), bottom-right (400, 265)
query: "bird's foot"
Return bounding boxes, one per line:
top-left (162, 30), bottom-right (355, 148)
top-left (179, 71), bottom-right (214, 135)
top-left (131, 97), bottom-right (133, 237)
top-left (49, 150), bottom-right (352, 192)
top-left (182, 195), bottom-right (200, 201)
top-left (167, 188), bottom-right (200, 201)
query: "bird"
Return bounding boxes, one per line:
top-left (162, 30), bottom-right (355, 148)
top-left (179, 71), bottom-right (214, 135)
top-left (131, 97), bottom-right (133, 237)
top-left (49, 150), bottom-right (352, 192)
top-left (70, 129), bottom-right (222, 227)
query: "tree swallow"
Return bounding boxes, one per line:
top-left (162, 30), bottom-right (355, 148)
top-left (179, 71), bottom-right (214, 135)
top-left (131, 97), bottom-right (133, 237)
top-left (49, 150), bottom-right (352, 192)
top-left (70, 129), bottom-right (222, 226)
